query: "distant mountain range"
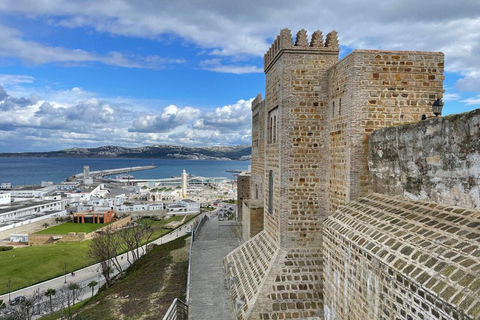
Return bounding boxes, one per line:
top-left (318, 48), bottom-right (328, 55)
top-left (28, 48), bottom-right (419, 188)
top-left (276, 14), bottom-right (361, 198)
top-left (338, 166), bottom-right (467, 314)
top-left (0, 144), bottom-right (252, 161)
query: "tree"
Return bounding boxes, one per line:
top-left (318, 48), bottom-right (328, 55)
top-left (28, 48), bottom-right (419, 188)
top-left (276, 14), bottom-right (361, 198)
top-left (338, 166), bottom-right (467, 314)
top-left (88, 227), bottom-right (122, 288)
top-left (87, 280), bottom-right (98, 297)
top-left (45, 288), bottom-right (56, 313)
top-left (67, 283), bottom-right (81, 304)
top-left (42, 222), bottom-right (49, 229)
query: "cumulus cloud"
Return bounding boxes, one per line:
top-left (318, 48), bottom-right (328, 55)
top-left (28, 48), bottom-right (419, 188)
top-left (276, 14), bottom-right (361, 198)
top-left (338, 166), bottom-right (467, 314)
top-left (0, 83), bottom-right (254, 152)
top-left (193, 98), bottom-right (253, 132)
top-left (130, 105), bottom-right (201, 133)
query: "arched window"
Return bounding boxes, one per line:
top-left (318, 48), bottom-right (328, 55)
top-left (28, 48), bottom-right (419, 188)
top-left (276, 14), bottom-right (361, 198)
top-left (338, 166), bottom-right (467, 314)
top-left (255, 185), bottom-right (259, 199)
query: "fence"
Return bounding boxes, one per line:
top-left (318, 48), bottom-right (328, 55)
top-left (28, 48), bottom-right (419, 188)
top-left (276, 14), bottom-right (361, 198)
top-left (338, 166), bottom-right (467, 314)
top-left (162, 213), bottom-right (208, 320)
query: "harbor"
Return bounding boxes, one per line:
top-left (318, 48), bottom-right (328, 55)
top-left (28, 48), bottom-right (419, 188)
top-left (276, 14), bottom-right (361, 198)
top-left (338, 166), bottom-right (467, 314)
top-left (68, 165), bottom-right (156, 181)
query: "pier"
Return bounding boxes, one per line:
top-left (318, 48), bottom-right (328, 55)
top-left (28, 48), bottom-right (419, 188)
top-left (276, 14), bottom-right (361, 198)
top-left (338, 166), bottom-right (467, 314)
top-left (68, 165), bottom-right (156, 180)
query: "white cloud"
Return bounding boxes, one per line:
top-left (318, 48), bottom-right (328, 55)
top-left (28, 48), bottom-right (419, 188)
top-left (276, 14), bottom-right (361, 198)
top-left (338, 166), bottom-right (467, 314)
top-left (193, 98), bottom-right (253, 132)
top-left (0, 0), bottom-right (479, 79)
top-left (0, 74), bottom-right (35, 86)
top-left (460, 96), bottom-right (480, 106)
top-left (443, 93), bottom-right (461, 102)
top-left (0, 25), bottom-right (185, 69)
top-left (130, 105), bottom-right (201, 133)
top-left (200, 59), bottom-right (262, 74)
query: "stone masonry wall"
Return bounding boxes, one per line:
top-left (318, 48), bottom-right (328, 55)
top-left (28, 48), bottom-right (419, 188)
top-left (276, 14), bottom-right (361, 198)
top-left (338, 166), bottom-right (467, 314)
top-left (242, 199), bottom-right (264, 242)
top-left (324, 193), bottom-right (480, 320)
top-left (327, 50), bottom-right (445, 214)
top-left (369, 108), bottom-right (480, 210)
top-left (237, 172), bottom-right (251, 222)
top-left (251, 95), bottom-right (265, 202)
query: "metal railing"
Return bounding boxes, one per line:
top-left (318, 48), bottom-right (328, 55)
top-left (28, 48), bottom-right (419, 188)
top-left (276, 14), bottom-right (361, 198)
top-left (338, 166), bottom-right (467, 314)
top-left (163, 298), bottom-right (189, 320)
top-left (163, 213), bottom-right (209, 320)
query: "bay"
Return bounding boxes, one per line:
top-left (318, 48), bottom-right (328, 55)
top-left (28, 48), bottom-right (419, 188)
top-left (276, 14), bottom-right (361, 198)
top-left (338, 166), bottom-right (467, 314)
top-left (0, 157), bottom-right (250, 186)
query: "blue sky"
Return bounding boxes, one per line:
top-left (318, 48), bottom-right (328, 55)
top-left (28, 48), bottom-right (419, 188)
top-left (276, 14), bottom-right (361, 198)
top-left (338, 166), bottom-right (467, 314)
top-left (0, 0), bottom-right (479, 152)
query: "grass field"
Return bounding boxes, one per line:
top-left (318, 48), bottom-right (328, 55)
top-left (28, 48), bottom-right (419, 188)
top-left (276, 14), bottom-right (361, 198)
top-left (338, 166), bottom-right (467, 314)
top-left (77, 236), bottom-right (189, 320)
top-left (0, 215), bottom-right (197, 295)
top-left (36, 222), bottom-right (107, 235)
top-left (0, 241), bottom-right (93, 295)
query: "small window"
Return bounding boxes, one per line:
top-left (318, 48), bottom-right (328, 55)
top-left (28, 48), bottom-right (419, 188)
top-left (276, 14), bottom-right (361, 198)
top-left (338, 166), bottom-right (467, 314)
top-left (339, 98), bottom-right (342, 116)
top-left (273, 115), bottom-right (277, 143)
top-left (255, 185), bottom-right (259, 200)
top-left (332, 101), bottom-right (335, 117)
top-left (268, 170), bottom-right (273, 214)
top-left (268, 107), bottom-right (279, 144)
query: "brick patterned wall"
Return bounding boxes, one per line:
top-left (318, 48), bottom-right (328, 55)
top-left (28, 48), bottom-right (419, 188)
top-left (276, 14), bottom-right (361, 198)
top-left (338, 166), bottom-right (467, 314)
top-left (237, 172), bottom-right (251, 221)
top-left (242, 199), bottom-right (264, 242)
top-left (251, 95), bottom-right (266, 202)
top-left (324, 193), bottom-right (480, 320)
top-left (327, 50), bottom-right (445, 214)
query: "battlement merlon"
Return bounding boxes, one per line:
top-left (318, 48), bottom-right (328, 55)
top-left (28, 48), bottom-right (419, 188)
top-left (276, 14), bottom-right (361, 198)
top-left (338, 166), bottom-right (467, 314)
top-left (263, 28), bottom-right (339, 72)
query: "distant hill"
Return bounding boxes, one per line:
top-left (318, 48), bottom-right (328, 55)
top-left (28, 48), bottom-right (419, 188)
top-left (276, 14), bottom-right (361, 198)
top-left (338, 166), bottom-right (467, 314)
top-left (0, 144), bottom-right (251, 161)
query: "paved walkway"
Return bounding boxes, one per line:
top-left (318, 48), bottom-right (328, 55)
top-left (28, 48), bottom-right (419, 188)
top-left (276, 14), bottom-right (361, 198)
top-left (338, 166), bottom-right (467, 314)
top-left (189, 217), bottom-right (241, 320)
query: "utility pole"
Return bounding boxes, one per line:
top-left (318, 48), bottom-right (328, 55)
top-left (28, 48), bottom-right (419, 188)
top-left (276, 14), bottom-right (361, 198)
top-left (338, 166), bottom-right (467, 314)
top-left (63, 262), bottom-right (68, 284)
top-left (7, 278), bottom-right (11, 303)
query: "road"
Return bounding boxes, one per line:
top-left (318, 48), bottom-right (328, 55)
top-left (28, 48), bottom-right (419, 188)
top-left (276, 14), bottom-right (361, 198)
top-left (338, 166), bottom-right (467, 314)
top-left (0, 213), bottom-right (205, 305)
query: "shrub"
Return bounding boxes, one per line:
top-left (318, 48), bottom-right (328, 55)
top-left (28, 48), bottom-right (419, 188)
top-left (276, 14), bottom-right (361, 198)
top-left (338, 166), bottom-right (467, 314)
top-left (0, 246), bottom-right (13, 251)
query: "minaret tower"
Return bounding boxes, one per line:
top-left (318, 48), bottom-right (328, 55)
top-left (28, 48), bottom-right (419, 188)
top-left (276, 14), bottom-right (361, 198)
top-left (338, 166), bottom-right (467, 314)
top-left (181, 169), bottom-right (187, 198)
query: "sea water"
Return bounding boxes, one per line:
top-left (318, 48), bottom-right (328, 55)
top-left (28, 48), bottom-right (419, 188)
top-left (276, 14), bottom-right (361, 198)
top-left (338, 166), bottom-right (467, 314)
top-left (0, 158), bottom-right (250, 186)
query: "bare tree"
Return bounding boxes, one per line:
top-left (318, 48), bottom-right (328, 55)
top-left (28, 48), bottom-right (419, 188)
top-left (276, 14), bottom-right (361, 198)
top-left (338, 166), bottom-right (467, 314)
top-left (118, 219), bottom-right (156, 265)
top-left (3, 289), bottom-right (43, 320)
top-left (88, 227), bottom-right (123, 287)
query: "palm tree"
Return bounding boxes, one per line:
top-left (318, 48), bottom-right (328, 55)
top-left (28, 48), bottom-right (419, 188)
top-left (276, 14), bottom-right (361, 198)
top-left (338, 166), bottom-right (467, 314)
top-left (45, 288), bottom-right (56, 313)
top-left (87, 280), bottom-right (98, 297)
top-left (67, 283), bottom-right (80, 304)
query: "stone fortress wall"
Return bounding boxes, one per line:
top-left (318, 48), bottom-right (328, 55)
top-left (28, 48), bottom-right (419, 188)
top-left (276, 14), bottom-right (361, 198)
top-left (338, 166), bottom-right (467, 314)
top-left (226, 27), bottom-right (479, 320)
top-left (369, 108), bottom-right (480, 210)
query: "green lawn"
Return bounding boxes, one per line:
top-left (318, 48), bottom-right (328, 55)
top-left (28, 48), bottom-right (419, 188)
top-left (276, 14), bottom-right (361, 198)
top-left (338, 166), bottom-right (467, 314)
top-left (36, 222), bottom-right (107, 235)
top-left (0, 215), bottom-right (198, 295)
top-left (0, 241), bottom-right (93, 295)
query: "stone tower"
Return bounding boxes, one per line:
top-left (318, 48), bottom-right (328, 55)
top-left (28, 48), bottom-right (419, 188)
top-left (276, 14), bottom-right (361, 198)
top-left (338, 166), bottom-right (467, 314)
top-left (225, 28), bottom-right (445, 320)
top-left (226, 28), bottom-right (340, 320)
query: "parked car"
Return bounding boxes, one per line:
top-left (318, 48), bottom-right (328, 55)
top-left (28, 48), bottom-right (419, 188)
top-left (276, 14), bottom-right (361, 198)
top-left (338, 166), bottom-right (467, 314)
top-left (9, 296), bottom-right (25, 306)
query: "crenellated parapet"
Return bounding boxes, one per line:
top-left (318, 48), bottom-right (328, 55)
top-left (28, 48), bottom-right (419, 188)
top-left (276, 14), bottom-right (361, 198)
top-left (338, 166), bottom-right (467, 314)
top-left (264, 28), bottom-right (339, 71)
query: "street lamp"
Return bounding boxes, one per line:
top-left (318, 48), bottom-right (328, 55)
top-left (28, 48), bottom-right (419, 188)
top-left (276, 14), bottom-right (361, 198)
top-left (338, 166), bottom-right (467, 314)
top-left (432, 98), bottom-right (444, 117)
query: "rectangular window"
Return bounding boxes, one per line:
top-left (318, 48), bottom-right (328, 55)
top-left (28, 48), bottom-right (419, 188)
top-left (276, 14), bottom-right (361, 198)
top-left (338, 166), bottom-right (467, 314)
top-left (268, 170), bottom-right (273, 214)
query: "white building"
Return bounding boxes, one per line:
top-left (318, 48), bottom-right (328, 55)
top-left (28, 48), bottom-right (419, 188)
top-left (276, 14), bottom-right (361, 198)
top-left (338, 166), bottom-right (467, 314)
top-left (0, 199), bottom-right (66, 223)
top-left (0, 193), bottom-right (11, 205)
top-left (5, 185), bottom-right (56, 200)
top-left (166, 199), bottom-right (200, 215)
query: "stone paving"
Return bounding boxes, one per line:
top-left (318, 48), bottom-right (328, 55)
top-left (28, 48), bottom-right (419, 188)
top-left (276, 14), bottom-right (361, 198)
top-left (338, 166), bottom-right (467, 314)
top-left (189, 217), bottom-right (242, 320)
